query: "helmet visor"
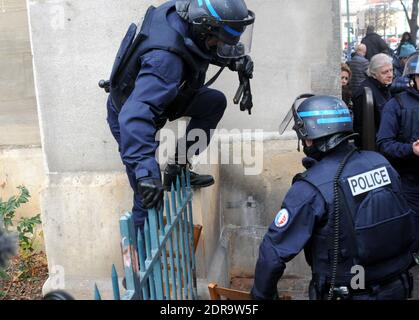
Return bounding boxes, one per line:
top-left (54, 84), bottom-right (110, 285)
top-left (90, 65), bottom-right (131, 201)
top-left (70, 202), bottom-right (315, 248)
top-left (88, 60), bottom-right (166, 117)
top-left (192, 9), bottom-right (255, 59)
top-left (279, 94), bottom-right (314, 135)
top-left (216, 23), bottom-right (253, 58)
top-left (403, 53), bottom-right (419, 77)
top-left (278, 107), bottom-right (294, 135)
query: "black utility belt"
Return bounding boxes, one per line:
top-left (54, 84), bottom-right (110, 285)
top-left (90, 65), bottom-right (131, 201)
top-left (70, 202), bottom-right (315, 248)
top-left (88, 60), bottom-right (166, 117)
top-left (327, 272), bottom-right (411, 298)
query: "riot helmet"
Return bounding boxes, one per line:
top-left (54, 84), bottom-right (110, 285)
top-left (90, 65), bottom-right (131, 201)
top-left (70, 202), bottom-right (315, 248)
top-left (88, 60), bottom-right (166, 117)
top-left (279, 95), bottom-right (354, 154)
top-left (177, 0), bottom-right (255, 59)
top-left (403, 52), bottom-right (419, 78)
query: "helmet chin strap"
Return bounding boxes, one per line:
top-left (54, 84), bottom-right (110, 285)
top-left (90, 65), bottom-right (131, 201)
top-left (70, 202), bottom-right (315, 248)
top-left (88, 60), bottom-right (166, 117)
top-left (299, 133), bottom-right (357, 161)
top-left (303, 142), bottom-right (324, 161)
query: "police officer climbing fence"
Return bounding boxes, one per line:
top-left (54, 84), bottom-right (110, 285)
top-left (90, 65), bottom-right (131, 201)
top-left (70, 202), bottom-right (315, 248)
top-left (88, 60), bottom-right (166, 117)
top-left (100, 0), bottom-right (255, 231)
top-left (252, 95), bottom-right (419, 300)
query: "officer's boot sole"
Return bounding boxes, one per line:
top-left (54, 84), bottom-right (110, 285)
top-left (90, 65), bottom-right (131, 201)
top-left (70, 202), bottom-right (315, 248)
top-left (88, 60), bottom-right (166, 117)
top-left (191, 179), bottom-right (215, 189)
top-left (164, 179), bottom-right (215, 191)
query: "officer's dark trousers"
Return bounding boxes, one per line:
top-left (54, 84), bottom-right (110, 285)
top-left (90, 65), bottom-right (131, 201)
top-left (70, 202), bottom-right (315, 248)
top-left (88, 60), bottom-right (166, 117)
top-left (401, 174), bottom-right (419, 215)
top-left (107, 88), bottom-right (227, 230)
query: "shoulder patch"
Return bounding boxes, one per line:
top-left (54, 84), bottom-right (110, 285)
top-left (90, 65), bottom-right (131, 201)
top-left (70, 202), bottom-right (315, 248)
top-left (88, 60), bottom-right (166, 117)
top-left (274, 209), bottom-right (290, 228)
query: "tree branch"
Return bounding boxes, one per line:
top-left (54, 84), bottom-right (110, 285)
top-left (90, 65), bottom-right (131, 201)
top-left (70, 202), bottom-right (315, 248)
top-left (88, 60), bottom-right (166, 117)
top-left (412, 0), bottom-right (418, 23)
top-left (400, 0), bottom-right (410, 21)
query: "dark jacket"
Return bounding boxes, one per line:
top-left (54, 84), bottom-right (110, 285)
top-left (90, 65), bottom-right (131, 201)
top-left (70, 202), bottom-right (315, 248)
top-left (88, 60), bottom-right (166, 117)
top-left (393, 55), bottom-right (404, 78)
top-left (251, 143), bottom-right (416, 300)
top-left (110, 2), bottom-right (211, 181)
top-left (377, 87), bottom-right (419, 177)
top-left (348, 54), bottom-right (369, 93)
top-left (342, 85), bottom-right (353, 109)
top-left (361, 32), bottom-right (391, 60)
top-left (352, 77), bottom-right (392, 147)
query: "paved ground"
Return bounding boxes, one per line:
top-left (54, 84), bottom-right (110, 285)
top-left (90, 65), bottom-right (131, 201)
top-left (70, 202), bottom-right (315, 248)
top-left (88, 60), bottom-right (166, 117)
top-left (230, 266), bottom-right (419, 300)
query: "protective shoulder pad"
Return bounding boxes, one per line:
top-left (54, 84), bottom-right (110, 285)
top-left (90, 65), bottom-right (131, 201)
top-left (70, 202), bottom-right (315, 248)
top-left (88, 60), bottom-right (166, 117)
top-left (292, 172), bottom-right (307, 185)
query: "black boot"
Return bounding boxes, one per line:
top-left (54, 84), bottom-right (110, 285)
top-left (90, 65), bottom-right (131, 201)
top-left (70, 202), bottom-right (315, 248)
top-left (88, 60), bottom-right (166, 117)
top-left (163, 164), bottom-right (215, 190)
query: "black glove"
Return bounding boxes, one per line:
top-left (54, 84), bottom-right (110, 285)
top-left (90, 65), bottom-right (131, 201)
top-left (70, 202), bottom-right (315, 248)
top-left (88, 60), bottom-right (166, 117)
top-left (229, 55), bottom-right (254, 79)
top-left (241, 55), bottom-right (254, 79)
top-left (137, 178), bottom-right (164, 211)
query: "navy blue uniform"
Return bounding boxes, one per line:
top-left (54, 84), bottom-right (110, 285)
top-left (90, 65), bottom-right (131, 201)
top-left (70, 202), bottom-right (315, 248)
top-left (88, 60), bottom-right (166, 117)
top-left (252, 144), bottom-right (416, 300)
top-left (107, 4), bottom-right (227, 229)
top-left (377, 87), bottom-right (419, 214)
top-left (251, 180), bottom-right (326, 299)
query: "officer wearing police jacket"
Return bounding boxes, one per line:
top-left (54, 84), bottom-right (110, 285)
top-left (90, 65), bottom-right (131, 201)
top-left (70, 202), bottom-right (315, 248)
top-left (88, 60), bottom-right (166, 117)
top-left (252, 95), bottom-right (418, 300)
top-left (103, 0), bottom-right (255, 231)
top-left (377, 52), bottom-right (419, 215)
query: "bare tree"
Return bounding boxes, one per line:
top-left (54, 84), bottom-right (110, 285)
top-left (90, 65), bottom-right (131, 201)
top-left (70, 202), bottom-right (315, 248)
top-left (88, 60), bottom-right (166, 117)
top-left (364, 2), bottom-right (397, 37)
top-left (400, 0), bottom-right (418, 40)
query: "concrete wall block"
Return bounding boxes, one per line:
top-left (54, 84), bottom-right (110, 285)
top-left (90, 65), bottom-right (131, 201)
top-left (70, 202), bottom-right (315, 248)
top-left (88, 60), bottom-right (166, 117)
top-left (0, 98), bottom-right (39, 125)
top-left (26, 0), bottom-right (166, 172)
top-left (224, 225), bottom-right (311, 280)
top-left (0, 0), bottom-right (39, 146)
top-left (0, 146), bottom-right (45, 220)
top-left (40, 172), bottom-right (132, 282)
top-left (0, 53), bottom-right (35, 100)
top-left (217, 0), bottom-right (341, 131)
top-left (191, 163), bottom-right (221, 279)
top-left (219, 139), bottom-right (313, 285)
top-left (221, 139), bottom-right (305, 228)
top-left (0, 1), bottom-right (31, 56)
top-left (0, 119), bottom-right (41, 146)
top-left (227, 226), bottom-right (266, 279)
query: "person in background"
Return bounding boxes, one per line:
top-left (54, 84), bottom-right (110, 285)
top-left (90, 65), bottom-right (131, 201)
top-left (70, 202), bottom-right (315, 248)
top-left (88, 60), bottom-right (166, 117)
top-left (361, 25), bottom-right (392, 61)
top-left (394, 42), bottom-right (417, 78)
top-left (348, 44), bottom-right (369, 94)
top-left (391, 42), bottom-right (417, 94)
top-left (377, 52), bottom-right (419, 215)
top-left (396, 32), bottom-right (416, 57)
top-left (352, 53), bottom-right (393, 147)
top-left (341, 63), bottom-right (353, 109)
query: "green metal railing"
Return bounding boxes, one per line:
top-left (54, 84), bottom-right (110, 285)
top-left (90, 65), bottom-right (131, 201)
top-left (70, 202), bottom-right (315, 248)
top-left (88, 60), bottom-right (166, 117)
top-left (95, 172), bottom-right (197, 300)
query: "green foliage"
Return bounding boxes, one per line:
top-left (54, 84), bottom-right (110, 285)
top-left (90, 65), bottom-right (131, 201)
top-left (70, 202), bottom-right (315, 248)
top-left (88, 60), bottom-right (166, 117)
top-left (0, 186), bottom-right (30, 232)
top-left (0, 186), bottom-right (43, 287)
top-left (0, 269), bottom-right (10, 281)
top-left (17, 215), bottom-right (42, 253)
